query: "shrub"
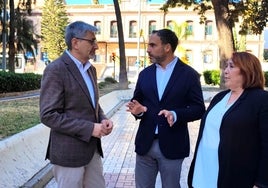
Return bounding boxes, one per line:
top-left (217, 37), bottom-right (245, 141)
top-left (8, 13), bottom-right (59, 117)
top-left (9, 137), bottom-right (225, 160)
top-left (203, 70), bottom-right (220, 86)
top-left (264, 71), bottom-right (268, 87)
top-left (98, 77), bottom-right (118, 89)
top-left (104, 76), bottom-right (117, 84)
top-left (0, 71), bottom-right (42, 93)
top-left (98, 81), bottom-right (106, 89)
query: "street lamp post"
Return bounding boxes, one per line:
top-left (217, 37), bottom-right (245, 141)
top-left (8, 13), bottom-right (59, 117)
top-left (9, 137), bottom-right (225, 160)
top-left (136, 0), bottom-right (141, 67)
top-left (112, 52), bottom-right (116, 79)
top-left (2, 0), bottom-right (7, 71)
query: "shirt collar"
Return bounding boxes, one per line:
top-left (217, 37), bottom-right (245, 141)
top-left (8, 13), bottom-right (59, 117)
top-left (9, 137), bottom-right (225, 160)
top-left (155, 56), bottom-right (178, 70)
top-left (66, 50), bottom-right (91, 71)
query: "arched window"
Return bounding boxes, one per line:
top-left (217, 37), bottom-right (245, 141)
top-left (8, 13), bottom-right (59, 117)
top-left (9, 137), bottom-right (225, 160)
top-left (166, 20), bottom-right (174, 30)
top-left (149, 20), bottom-right (157, 35)
top-left (186, 20), bottom-right (193, 35)
top-left (186, 49), bottom-right (193, 64)
top-left (203, 50), bottom-right (213, 64)
top-left (94, 21), bottom-right (101, 35)
top-left (110, 21), bottom-right (118, 38)
top-left (205, 20), bottom-right (213, 38)
top-left (129, 20), bottom-right (137, 38)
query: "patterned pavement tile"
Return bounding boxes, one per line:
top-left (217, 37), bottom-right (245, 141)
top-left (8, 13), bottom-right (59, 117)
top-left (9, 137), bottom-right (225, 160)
top-left (45, 103), bottom-right (201, 188)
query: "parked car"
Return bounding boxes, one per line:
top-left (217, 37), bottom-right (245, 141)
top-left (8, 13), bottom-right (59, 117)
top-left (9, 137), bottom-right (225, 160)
top-left (0, 54), bottom-right (26, 73)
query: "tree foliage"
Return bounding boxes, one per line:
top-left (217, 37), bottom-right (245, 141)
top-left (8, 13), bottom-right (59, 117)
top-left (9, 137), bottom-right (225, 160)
top-left (167, 21), bottom-right (190, 64)
top-left (41, 0), bottom-right (69, 61)
top-left (161, 0), bottom-right (268, 88)
top-left (162, 0), bottom-right (268, 35)
top-left (16, 8), bottom-right (39, 59)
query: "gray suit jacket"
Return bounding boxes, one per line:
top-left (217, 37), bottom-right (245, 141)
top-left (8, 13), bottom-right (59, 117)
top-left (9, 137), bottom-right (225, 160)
top-left (40, 51), bottom-right (106, 167)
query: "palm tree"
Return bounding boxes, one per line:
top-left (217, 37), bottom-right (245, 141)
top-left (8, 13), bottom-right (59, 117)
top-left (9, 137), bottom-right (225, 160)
top-left (167, 21), bottom-right (190, 64)
top-left (16, 9), bottom-right (39, 61)
top-left (113, 0), bottom-right (128, 89)
top-left (0, 0), bottom-right (37, 72)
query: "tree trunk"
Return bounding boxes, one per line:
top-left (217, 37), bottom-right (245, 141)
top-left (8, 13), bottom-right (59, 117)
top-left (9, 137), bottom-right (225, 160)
top-left (8, 0), bottom-right (15, 72)
top-left (212, 0), bottom-right (235, 89)
top-left (113, 0), bottom-right (129, 89)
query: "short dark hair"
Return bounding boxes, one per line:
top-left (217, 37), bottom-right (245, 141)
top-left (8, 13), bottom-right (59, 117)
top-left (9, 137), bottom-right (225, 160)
top-left (152, 29), bottom-right (178, 52)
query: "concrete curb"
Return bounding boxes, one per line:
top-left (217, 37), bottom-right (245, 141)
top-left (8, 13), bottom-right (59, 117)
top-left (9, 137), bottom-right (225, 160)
top-left (21, 89), bottom-right (133, 188)
top-left (21, 163), bottom-right (53, 188)
top-left (0, 88), bottom-right (133, 188)
top-left (0, 123), bottom-right (50, 188)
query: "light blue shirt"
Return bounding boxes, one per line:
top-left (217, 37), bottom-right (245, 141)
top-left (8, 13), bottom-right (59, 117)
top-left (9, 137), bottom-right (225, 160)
top-left (155, 57), bottom-right (178, 133)
top-left (192, 91), bottom-right (233, 188)
top-left (66, 50), bottom-right (95, 107)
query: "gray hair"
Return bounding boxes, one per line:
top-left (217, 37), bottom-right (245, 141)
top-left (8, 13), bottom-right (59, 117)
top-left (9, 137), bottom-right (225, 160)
top-left (65, 21), bottom-right (98, 50)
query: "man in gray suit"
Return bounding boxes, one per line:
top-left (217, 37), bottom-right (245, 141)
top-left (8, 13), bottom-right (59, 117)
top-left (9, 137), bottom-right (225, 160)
top-left (40, 21), bottom-right (113, 188)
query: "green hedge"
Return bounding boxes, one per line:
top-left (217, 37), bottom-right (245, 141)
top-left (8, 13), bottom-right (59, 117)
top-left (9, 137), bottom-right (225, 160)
top-left (0, 71), bottom-right (42, 93)
top-left (203, 70), bottom-right (220, 86)
top-left (98, 76), bottom-right (117, 89)
top-left (265, 71), bottom-right (268, 87)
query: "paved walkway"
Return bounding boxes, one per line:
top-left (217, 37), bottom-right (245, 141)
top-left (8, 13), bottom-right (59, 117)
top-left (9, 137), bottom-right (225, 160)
top-left (44, 65), bottom-right (212, 188)
top-left (45, 103), bottom-right (201, 188)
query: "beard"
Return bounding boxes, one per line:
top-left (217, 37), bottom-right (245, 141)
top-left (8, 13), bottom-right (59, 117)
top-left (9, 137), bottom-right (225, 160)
top-left (88, 53), bottom-right (96, 60)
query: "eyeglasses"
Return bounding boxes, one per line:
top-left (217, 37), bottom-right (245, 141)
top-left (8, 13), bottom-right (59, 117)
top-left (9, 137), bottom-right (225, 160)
top-left (75, 37), bottom-right (97, 45)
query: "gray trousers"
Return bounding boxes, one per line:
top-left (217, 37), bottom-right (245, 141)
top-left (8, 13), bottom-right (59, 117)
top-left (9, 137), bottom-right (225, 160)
top-left (52, 151), bottom-right (105, 188)
top-left (135, 139), bottom-right (184, 188)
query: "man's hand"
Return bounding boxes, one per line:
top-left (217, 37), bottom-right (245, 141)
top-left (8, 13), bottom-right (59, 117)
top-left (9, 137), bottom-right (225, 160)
top-left (126, 100), bottom-right (147, 115)
top-left (92, 119), bottom-right (113, 138)
top-left (101, 119), bottom-right (113, 135)
top-left (158, 109), bottom-right (174, 127)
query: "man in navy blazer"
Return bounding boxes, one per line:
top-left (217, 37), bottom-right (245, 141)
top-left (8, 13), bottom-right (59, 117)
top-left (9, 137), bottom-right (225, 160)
top-left (127, 29), bottom-right (205, 188)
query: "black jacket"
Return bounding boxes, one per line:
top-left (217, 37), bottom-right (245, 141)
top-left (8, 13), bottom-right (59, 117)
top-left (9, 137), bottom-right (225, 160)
top-left (132, 59), bottom-right (205, 159)
top-left (188, 88), bottom-right (268, 188)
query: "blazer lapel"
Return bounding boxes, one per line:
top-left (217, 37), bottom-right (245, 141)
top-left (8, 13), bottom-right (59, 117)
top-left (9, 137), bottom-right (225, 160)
top-left (88, 66), bottom-right (99, 108)
top-left (63, 53), bottom-right (94, 108)
top-left (223, 90), bottom-right (247, 118)
top-left (151, 64), bottom-right (160, 101)
top-left (88, 66), bottom-right (100, 121)
top-left (160, 59), bottom-right (183, 100)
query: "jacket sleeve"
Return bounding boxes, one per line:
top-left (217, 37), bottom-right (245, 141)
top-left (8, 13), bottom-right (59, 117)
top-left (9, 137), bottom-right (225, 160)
top-left (255, 93), bottom-right (268, 187)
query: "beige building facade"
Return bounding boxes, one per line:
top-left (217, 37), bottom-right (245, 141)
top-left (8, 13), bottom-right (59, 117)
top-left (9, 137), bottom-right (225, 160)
top-left (27, 0), bottom-right (265, 74)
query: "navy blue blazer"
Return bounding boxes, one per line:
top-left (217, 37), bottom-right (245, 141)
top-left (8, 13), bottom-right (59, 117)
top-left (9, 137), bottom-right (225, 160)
top-left (188, 88), bottom-right (268, 188)
top-left (132, 58), bottom-right (205, 159)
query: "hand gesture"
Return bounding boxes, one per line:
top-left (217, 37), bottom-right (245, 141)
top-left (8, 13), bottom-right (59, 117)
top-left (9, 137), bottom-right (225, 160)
top-left (126, 100), bottom-right (147, 115)
top-left (158, 109), bottom-right (174, 127)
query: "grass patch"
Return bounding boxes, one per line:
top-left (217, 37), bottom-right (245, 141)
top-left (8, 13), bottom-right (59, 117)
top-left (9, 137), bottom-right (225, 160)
top-left (0, 82), bottom-right (119, 140)
top-left (0, 97), bottom-right (40, 139)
